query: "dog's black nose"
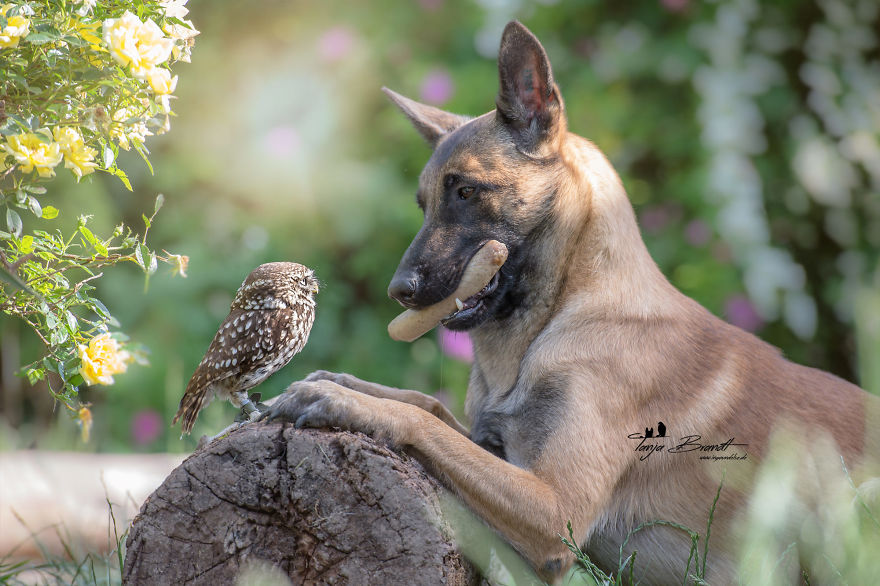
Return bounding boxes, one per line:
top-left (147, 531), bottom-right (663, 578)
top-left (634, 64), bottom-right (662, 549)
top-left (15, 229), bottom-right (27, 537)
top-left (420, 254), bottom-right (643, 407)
top-left (388, 272), bottom-right (419, 308)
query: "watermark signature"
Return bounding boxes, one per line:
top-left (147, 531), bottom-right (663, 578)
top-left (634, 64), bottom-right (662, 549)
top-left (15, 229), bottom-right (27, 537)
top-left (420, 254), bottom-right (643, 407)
top-left (628, 422), bottom-right (748, 462)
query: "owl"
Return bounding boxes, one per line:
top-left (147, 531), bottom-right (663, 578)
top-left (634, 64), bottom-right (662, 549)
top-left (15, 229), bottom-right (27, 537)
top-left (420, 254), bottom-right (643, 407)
top-left (173, 262), bottom-right (319, 435)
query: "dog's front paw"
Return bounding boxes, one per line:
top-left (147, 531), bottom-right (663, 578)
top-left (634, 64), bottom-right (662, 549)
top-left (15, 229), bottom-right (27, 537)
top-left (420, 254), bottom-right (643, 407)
top-left (261, 380), bottom-right (349, 430)
top-left (303, 370), bottom-right (358, 389)
top-left (262, 379), bottom-right (416, 445)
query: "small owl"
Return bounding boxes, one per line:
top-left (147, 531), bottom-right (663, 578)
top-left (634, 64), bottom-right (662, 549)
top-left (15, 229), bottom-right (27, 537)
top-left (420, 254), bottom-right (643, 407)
top-left (173, 262), bottom-right (319, 435)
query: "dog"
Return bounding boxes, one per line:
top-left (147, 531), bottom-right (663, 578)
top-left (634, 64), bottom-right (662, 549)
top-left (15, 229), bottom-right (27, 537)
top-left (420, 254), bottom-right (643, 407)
top-left (264, 21), bottom-right (877, 583)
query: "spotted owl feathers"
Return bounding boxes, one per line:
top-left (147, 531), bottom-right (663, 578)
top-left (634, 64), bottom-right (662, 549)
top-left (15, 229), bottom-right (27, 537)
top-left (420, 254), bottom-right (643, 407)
top-left (173, 262), bottom-right (319, 434)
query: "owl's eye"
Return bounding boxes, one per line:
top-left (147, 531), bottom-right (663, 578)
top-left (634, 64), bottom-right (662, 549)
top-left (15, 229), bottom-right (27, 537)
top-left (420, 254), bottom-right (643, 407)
top-left (300, 277), bottom-right (309, 286)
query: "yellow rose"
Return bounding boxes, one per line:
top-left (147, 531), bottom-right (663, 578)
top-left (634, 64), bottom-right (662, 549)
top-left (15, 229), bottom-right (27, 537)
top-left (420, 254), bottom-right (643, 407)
top-left (78, 332), bottom-right (132, 386)
top-left (102, 11), bottom-right (173, 79)
top-left (1, 132), bottom-right (63, 177)
top-left (53, 126), bottom-right (98, 178)
top-left (147, 67), bottom-right (178, 95)
top-left (0, 4), bottom-right (30, 49)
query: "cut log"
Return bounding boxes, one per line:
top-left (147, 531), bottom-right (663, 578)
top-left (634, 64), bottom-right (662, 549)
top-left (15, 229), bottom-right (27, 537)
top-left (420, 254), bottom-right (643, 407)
top-left (123, 424), bottom-right (479, 585)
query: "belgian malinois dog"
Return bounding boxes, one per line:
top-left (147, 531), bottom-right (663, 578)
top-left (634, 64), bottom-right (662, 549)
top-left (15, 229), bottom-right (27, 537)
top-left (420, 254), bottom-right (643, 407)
top-left (265, 21), bottom-right (877, 583)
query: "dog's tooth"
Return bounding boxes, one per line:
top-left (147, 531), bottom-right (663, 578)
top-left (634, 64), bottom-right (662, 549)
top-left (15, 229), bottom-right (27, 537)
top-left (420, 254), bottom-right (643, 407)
top-left (455, 298), bottom-right (464, 311)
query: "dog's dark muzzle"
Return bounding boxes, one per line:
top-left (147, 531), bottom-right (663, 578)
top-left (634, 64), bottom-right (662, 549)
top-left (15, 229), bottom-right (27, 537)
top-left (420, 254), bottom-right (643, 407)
top-left (387, 267), bottom-right (421, 308)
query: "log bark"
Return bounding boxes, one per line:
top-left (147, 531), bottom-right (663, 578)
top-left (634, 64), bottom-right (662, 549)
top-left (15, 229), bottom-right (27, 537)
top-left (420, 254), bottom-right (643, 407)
top-left (123, 423), bottom-right (479, 585)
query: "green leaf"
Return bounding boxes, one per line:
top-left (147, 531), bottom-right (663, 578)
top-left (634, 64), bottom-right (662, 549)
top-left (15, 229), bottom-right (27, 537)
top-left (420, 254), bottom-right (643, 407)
top-left (23, 185), bottom-right (47, 195)
top-left (66, 311), bottom-right (78, 332)
top-left (27, 196), bottom-right (42, 218)
top-left (133, 140), bottom-right (154, 175)
top-left (25, 367), bottom-right (46, 385)
top-left (89, 298), bottom-right (112, 320)
top-left (153, 193), bottom-right (164, 214)
top-left (103, 145), bottom-right (115, 169)
top-left (50, 328), bottom-right (69, 346)
top-left (41, 206), bottom-right (59, 219)
top-left (114, 168), bottom-right (132, 191)
top-left (19, 235), bottom-right (34, 253)
top-left (55, 354), bottom-right (66, 379)
top-left (93, 239), bottom-right (108, 256)
top-left (142, 214), bottom-right (151, 230)
top-left (25, 32), bottom-right (50, 43)
top-left (42, 356), bottom-right (57, 375)
top-left (6, 208), bottom-right (22, 237)
top-left (134, 242), bottom-right (145, 268)
top-left (79, 225), bottom-right (98, 246)
top-left (148, 251), bottom-right (158, 275)
top-left (35, 128), bottom-right (53, 143)
top-left (67, 374), bottom-right (84, 387)
top-left (45, 48), bottom-right (65, 69)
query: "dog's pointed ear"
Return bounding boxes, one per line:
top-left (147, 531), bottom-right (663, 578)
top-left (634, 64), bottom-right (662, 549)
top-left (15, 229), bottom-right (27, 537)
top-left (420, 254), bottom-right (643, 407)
top-left (382, 87), bottom-right (470, 148)
top-left (495, 21), bottom-right (564, 154)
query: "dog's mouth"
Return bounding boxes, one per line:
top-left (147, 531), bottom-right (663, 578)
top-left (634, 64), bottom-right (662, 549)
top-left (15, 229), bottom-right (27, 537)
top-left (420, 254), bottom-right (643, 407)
top-left (440, 270), bottom-right (502, 329)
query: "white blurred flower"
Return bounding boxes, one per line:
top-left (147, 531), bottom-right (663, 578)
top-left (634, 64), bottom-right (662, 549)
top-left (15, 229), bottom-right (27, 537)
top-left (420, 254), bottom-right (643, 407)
top-left (110, 107), bottom-right (153, 150)
top-left (159, 0), bottom-right (190, 19)
top-left (792, 135), bottom-right (856, 207)
top-left (74, 0), bottom-right (96, 16)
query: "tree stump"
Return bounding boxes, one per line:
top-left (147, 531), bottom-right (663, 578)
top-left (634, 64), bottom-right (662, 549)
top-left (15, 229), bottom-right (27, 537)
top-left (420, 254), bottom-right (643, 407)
top-left (123, 424), bottom-right (479, 585)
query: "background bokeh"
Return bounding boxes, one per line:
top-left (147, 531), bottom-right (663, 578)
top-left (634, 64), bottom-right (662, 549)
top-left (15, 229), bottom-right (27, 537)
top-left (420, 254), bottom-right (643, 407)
top-left (1, 0), bottom-right (878, 452)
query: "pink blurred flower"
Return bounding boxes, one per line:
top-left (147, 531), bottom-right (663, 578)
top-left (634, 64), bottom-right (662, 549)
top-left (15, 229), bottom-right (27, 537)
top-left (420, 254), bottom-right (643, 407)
top-left (725, 295), bottom-right (763, 332)
top-left (419, 0), bottom-right (444, 11)
top-left (639, 206), bottom-right (672, 234)
top-left (263, 125), bottom-right (301, 158)
top-left (420, 69), bottom-right (454, 105)
top-left (438, 327), bottom-right (473, 363)
top-left (685, 219), bottom-right (711, 246)
top-left (318, 26), bottom-right (355, 63)
top-left (132, 409), bottom-right (162, 446)
top-left (661, 0), bottom-right (690, 12)
top-left (712, 242), bottom-right (733, 263)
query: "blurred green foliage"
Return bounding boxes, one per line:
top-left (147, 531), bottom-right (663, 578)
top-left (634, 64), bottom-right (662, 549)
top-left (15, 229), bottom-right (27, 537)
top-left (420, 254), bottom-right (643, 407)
top-left (0, 0), bottom-right (877, 451)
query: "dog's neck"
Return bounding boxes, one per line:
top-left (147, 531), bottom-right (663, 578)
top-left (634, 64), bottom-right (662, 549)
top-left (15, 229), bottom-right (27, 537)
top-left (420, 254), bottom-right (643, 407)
top-left (470, 133), bottom-right (682, 395)
top-left (561, 134), bottom-right (680, 318)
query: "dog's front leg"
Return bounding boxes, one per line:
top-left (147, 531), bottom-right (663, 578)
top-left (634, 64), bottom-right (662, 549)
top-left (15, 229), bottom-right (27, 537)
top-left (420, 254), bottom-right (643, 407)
top-left (263, 379), bottom-right (578, 582)
top-left (302, 370), bottom-right (469, 435)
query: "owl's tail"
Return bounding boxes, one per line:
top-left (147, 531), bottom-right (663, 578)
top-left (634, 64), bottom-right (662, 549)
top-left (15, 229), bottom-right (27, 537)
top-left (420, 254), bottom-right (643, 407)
top-left (172, 375), bottom-right (211, 435)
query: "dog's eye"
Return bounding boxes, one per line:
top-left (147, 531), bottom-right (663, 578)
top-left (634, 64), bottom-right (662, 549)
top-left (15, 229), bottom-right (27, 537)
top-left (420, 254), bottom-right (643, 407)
top-left (457, 186), bottom-right (475, 200)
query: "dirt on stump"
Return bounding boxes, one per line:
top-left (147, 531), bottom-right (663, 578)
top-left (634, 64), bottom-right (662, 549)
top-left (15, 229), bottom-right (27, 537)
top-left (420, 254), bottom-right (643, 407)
top-left (123, 424), bottom-right (479, 585)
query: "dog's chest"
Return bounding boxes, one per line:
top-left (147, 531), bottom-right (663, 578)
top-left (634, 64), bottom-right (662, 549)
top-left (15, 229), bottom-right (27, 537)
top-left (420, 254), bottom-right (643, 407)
top-left (469, 379), bottom-right (566, 469)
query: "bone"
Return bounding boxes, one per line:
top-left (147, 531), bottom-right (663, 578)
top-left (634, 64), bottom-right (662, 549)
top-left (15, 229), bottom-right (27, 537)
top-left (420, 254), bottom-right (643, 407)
top-left (388, 240), bottom-right (508, 342)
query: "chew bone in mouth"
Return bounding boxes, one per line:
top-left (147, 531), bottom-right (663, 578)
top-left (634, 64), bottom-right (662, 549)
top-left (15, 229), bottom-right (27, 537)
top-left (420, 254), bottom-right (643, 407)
top-left (387, 240), bottom-right (509, 342)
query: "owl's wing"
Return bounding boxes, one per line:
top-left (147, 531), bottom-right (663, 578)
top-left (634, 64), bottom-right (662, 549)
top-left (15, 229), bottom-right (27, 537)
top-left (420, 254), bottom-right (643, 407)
top-left (232, 305), bottom-right (314, 383)
top-left (173, 309), bottom-right (250, 434)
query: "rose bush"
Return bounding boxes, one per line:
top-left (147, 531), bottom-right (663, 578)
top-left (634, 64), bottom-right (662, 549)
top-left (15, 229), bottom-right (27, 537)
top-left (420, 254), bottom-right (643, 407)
top-left (0, 0), bottom-right (198, 439)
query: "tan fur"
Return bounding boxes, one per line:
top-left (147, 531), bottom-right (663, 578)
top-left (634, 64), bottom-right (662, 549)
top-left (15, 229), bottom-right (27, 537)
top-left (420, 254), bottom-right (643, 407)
top-left (266, 22), bottom-right (877, 584)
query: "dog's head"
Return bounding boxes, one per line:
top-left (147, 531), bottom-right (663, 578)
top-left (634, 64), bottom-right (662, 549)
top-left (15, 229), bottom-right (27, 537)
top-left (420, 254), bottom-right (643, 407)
top-left (386, 21), bottom-right (569, 331)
